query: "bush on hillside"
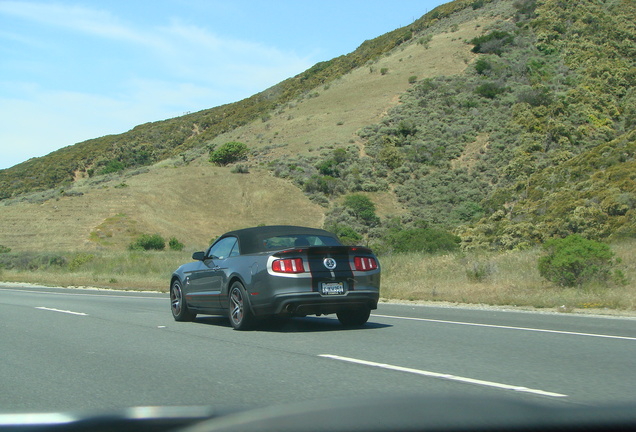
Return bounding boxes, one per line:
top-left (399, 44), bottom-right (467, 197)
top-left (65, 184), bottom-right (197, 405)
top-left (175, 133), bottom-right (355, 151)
top-left (475, 82), bottom-right (506, 99)
top-left (231, 164), bottom-right (250, 174)
top-left (384, 227), bottom-right (461, 254)
top-left (98, 160), bottom-right (126, 175)
top-left (67, 253), bottom-right (95, 271)
top-left (168, 237), bottom-right (185, 251)
top-left (343, 194), bottom-right (380, 226)
top-left (304, 175), bottom-right (343, 196)
top-left (129, 234), bottom-right (166, 251)
top-left (474, 58), bottom-right (492, 75)
top-left (538, 235), bottom-right (615, 288)
top-left (327, 224), bottom-right (363, 246)
top-left (209, 142), bottom-right (249, 166)
top-left (470, 30), bottom-right (514, 55)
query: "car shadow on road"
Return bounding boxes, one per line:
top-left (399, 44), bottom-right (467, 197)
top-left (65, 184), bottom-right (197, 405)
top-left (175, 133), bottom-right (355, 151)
top-left (193, 316), bottom-right (233, 328)
top-left (262, 316), bottom-right (392, 333)
top-left (194, 315), bottom-right (391, 333)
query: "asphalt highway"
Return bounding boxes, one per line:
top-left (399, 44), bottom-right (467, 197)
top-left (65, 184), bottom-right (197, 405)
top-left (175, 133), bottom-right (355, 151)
top-left (1, 284), bottom-right (635, 413)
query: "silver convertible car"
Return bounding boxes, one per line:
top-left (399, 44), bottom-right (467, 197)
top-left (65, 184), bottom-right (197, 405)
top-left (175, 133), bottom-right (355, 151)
top-left (170, 225), bottom-right (380, 329)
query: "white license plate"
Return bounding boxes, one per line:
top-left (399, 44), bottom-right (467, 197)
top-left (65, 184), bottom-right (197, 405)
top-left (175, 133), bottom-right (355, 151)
top-left (321, 282), bottom-right (345, 295)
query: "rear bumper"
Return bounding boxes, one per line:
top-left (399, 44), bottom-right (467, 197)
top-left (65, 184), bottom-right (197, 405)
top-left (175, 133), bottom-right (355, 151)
top-left (252, 291), bottom-right (379, 317)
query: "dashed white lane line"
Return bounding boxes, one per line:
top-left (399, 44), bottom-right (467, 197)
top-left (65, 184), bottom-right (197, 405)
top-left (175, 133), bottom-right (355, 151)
top-left (372, 314), bottom-right (636, 341)
top-left (319, 354), bottom-right (567, 398)
top-left (35, 307), bottom-right (88, 316)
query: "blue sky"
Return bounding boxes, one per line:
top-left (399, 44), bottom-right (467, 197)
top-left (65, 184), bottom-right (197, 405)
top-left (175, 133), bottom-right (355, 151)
top-left (0, 0), bottom-right (448, 170)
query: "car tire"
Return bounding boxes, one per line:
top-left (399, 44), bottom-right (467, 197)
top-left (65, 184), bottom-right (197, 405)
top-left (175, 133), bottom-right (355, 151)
top-left (170, 279), bottom-right (196, 322)
top-left (228, 281), bottom-right (254, 330)
top-left (337, 307), bottom-right (370, 326)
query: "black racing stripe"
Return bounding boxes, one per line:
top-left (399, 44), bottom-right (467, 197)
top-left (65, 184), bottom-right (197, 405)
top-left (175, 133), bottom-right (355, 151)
top-left (306, 247), bottom-right (355, 292)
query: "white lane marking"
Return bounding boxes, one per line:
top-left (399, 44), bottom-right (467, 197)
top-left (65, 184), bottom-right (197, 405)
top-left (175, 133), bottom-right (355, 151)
top-left (35, 307), bottom-right (88, 316)
top-left (372, 314), bottom-right (636, 341)
top-left (320, 354), bottom-right (567, 398)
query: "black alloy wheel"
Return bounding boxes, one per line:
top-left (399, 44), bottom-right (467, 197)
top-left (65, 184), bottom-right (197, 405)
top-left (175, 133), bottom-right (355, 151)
top-left (228, 281), bottom-right (254, 330)
top-left (171, 279), bottom-right (196, 322)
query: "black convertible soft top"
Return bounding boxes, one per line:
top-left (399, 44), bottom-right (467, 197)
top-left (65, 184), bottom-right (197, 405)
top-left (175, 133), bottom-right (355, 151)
top-left (221, 225), bottom-right (340, 255)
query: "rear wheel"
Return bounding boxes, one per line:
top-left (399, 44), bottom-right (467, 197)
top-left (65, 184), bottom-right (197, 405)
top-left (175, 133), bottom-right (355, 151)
top-left (337, 307), bottom-right (370, 326)
top-left (170, 279), bottom-right (196, 322)
top-left (228, 281), bottom-right (254, 330)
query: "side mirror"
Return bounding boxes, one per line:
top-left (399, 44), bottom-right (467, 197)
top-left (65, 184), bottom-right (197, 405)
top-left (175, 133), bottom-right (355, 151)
top-left (192, 251), bottom-right (205, 261)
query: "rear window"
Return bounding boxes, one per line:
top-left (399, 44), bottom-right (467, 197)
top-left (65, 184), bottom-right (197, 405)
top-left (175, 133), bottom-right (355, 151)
top-left (262, 234), bottom-right (341, 251)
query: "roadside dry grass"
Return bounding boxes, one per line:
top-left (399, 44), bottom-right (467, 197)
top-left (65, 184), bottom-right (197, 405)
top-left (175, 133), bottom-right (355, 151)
top-left (381, 240), bottom-right (636, 313)
top-left (0, 250), bottom-right (189, 291)
top-left (2, 240), bottom-right (634, 315)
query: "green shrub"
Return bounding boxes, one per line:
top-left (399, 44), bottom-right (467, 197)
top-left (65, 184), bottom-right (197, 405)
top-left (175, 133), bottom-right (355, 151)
top-left (470, 31), bottom-right (514, 55)
top-left (304, 175), bottom-right (341, 196)
top-left (475, 82), bottom-right (506, 99)
top-left (129, 234), bottom-right (166, 251)
top-left (168, 237), bottom-right (185, 251)
top-left (68, 253), bottom-right (95, 271)
top-left (378, 144), bottom-right (403, 169)
top-left (316, 159), bottom-right (338, 177)
top-left (209, 142), bottom-right (249, 166)
top-left (343, 194), bottom-right (380, 226)
top-left (538, 235), bottom-right (615, 287)
top-left (231, 164), bottom-right (250, 174)
top-left (99, 160), bottom-right (125, 175)
top-left (328, 224), bottom-right (363, 245)
top-left (384, 227), bottom-right (461, 254)
top-left (418, 35), bottom-right (432, 48)
top-left (0, 245), bottom-right (11, 254)
top-left (474, 58), bottom-right (492, 75)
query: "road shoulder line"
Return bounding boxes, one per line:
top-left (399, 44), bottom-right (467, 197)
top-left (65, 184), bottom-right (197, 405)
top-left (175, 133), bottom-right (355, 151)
top-left (319, 354), bottom-right (567, 398)
top-left (35, 306), bottom-right (88, 316)
top-left (372, 314), bottom-right (636, 341)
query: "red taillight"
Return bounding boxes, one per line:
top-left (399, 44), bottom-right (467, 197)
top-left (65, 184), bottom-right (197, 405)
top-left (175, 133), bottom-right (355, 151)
top-left (354, 256), bottom-right (378, 271)
top-left (272, 258), bottom-right (305, 274)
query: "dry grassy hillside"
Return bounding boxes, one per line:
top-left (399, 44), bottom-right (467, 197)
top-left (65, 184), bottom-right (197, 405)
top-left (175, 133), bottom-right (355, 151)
top-left (211, 17), bottom-right (489, 158)
top-left (0, 11), bottom-right (494, 253)
top-left (0, 163), bottom-right (324, 252)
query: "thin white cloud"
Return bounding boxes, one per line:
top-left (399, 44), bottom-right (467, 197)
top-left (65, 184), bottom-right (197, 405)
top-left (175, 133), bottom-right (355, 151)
top-left (0, 1), bottom-right (311, 76)
top-left (0, 1), bottom-right (315, 169)
top-left (0, 28), bottom-right (48, 49)
top-left (0, 1), bottom-right (311, 89)
top-left (0, 1), bottom-right (157, 47)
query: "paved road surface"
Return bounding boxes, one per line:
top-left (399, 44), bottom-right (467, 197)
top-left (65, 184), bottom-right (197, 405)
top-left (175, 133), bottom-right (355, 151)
top-left (1, 284), bottom-right (635, 413)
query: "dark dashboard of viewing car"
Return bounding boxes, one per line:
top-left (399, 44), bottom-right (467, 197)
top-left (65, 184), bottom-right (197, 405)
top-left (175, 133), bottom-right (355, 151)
top-left (2, 394), bottom-right (636, 432)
